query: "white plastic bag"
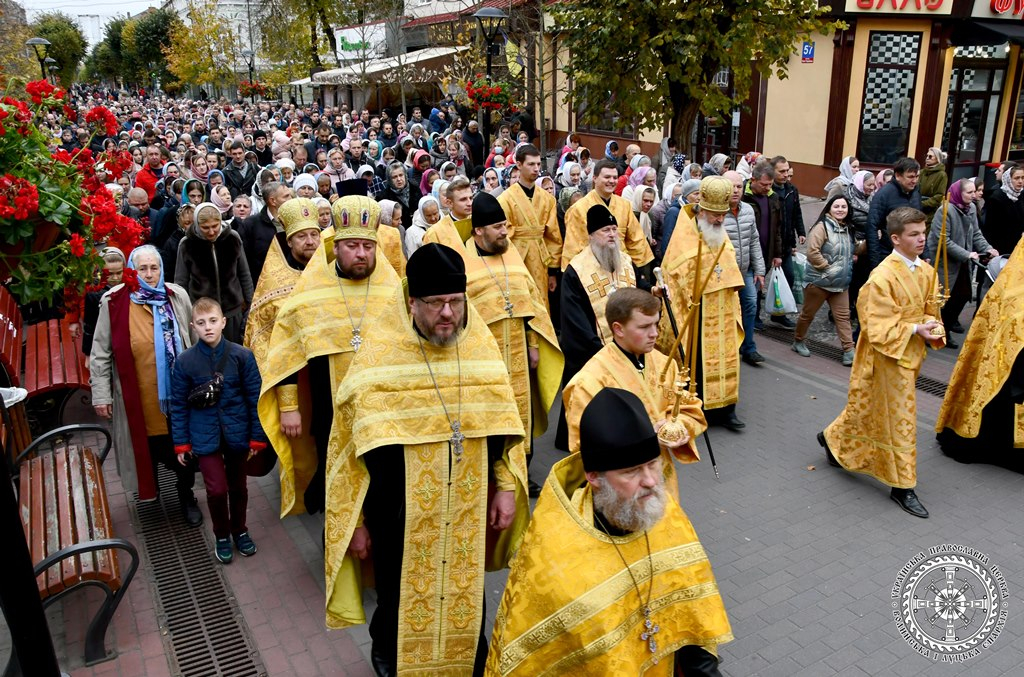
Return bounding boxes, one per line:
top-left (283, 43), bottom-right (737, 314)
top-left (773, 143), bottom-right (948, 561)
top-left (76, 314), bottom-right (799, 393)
top-left (766, 267), bottom-right (797, 315)
top-left (792, 252), bottom-right (807, 304)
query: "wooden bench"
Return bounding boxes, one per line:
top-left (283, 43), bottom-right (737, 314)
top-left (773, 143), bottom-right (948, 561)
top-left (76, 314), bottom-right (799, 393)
top-left (7, 418), bottom-right (138, 667)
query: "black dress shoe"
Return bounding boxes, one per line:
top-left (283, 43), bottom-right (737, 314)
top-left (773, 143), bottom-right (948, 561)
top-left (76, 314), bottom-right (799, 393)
top-left (742, 351), bottom-right (765, 366)
top-left (770, 315), bottom-right (796, 329)
top-left (945, 337), bottom-right (959, 349)
top-left (890, 488), bottom-right (929, 518)
top-left (180, 493), bottom-right (203, 527)
top-left (817, 431), bottom-right (840, 467)
top-left (949, 322), bottom-right (965, 334)
top-left (721, 412), bottom-right (745, 431)
top-left (371, 646), bottom-right (394, 677)
top-left (528, 480), bottom-right (542, 498)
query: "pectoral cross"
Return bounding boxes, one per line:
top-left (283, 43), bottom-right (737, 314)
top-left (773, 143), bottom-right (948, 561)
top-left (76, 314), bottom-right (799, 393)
top-left (450, 420), bottom-right (465, 460)
top-left (714, 264), bottom-right (723, 282)
top-left (586, 272), bottom-right (614, 298)
top-left (503, 298), bottom-right (515, 317)
top-left (350, 329), bottom-right (362, 351)
top-left (640, 607), bottom-right (660, 659)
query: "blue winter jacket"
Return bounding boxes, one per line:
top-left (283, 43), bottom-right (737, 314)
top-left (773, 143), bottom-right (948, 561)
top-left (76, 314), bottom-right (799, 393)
top-left (170, 339), bottom-right (267, 455)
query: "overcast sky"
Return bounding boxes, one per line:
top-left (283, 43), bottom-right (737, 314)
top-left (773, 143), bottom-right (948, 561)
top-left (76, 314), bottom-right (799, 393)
top-left (22, 0), bottom-right (161, 48)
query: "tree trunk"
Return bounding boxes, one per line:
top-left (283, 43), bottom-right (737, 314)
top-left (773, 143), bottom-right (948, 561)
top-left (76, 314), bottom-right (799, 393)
top-left (308, 9), bottom-right (323, 69)
top-left (669, 79), bottom-right (702, 160)
top-left (317, 6), bottom-right (340, 66)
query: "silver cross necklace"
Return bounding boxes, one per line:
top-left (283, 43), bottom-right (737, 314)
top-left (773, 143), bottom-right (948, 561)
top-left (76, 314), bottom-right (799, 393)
top-left (337, 276), bottom-right (372, 351)
top-left (594, 514), bottom-right (660, 661)
top-left (480, 251), bottom-right (515, 317)
top-left (416, 336), bottom-right (464, 460)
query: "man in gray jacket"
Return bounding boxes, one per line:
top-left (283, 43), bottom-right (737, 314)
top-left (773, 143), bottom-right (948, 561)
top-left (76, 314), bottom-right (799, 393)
top-left (724, 171), bottom-right (766, 365)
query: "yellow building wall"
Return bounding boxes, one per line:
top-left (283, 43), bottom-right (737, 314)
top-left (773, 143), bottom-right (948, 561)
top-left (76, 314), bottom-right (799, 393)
top-left (762, 32), bottom-right (834, 165)
top-left (843, 18), bottom-right (932, 160)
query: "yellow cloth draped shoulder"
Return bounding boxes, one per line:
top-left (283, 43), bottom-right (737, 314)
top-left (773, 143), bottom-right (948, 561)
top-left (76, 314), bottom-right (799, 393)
top-left (825, 253), bottom-right (942, 488)
top-left (485, 453), bottom-right (732, 676)
top-left (422, 213), bottom-right (472, 251)
top-left (937, 234), bottom-right (1024, 443)
top-left (257, 227), bottom-right (401, 516)
top-left (462, 242), bottom-right (563, 446)
top-left (377, 224), bottom-right (406, 277)
top-left (498, 183), bottom-right (563, 309)
top-left (244, 237), bottom-right (302, 369)
top-left (658, 210), bottom-right (744, 409)
top-left (566, 245), bottom-right (637, 346)
top-left (562, 343), bottom-right (705, 501)
top-left (561, 190), bottom-right (654, 270)
top-left (325, 287), bottom-right (528, 675)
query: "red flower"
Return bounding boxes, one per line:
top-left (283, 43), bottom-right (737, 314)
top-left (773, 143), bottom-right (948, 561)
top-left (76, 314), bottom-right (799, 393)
top-left (25, 80), bottom-right (55, 105)
top-left (63, 105), bottom-right (77, 122)
top-left (85, 106), bottom-right (118, 138)
top-left (52, 149), bottom-right (73, 164)
top-left (69, 233), bottom-right (86, 257)
top-left (0, 175), bottom-right (40, 221)
top-left (120, 268), bottom-right (140, 292)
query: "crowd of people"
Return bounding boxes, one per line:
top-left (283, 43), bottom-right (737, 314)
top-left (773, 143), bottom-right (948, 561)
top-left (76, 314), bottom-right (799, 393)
top-left (43, 85), bottom-right (1024, 675)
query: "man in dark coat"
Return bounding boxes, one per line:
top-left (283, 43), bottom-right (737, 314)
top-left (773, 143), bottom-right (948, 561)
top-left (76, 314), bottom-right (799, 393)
top-left (224, 141), bottom-right (258, 200)
top-left (741, 160), bottom-right (787, 328)
top-left (239, 182), bottom-right (290, 284)
top-left (867, 157), bottom-right (922, 268)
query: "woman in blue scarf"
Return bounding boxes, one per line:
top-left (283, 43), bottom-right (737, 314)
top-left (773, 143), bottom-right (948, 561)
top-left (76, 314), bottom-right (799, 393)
top-left (89, 245), bottom-right (200, 518)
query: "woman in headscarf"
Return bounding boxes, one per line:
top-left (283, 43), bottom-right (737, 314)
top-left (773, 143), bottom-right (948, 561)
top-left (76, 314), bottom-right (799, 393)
top-left (539, 175), bottom-right (556, 197)
top-left (374, 161), bottom-right (420, 230)
top-left (408, 149), bottom-right (432, 189)
top-left (844, 170), bottom-right (876, 328)
top-left (981, 164), bottom-right (1024, 256)
top-left (419, 168), bottom-right (439, 199)
top-left (622, 165), bottom-right (658, 204)
top-left (207, 168), bottom-right (227, 194)
top-left (556, 185), bottom-right (582, 237)
top-left (89, 244), bottom-right (199, 515)
top-left (735, 151), bottom-right (762, 181)
top-left (275, 159), bottom-right (296, 186)
top-left (405, 195), bottom-right (441, 256)
top-left (210, 184), bottom-right (235, 221)
top-left (250, 167), bottom-right (277, 213)
top-left (604, 140), bottom-right (618, 163)
top-left (702, 153), bottom-right (731, 177)
top-left (875, 168), bottom-right (894, 191)
top-left (557, 161), bottom-right (582, 195)
top-left (558, 133), bottom-right (581, 169)
top-left (499, 165), bottom-right (516, 192)
top-left (661, 153), bottom-right (687, 197)
top-left (188, 151), bottom-right (211, 183)
top-left (823, 155), bottom-right (858, 200)
top-left (367, 140), bottom-right (383, 163)
top-left (376, 199), bottom-right (407, 276)
top-left (293, 173), bottom-right (319, 199)
top-left (174, 203), bottom-right (253, 343)
top-left (481, 168), bottom-right (501, 196)
top-left (429, 134), bottom-right (449, 167)
top-left (649, 182), bottom-right (684, 249)
top-left (919, 146), bottom-right (949, 224)
top-left (181, 178), bottom-right (207, 205)
top-left (313, 196), bottom-right (333, 229)
top-left (445, 138), bottom-right (468, 176)
top-left (631, 186), bottom-right (659, 251)
top-left (435, 160), bottom-right (456, 182)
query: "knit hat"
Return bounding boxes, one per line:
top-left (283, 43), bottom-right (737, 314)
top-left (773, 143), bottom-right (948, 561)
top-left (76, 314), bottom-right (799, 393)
top-left (292, 174), bottom-right (317, 194)
top-left (471, 192), bottom-right (507, 230)
top-left (679, 178), bottom-right (702, 202)
top-left (587, 204), bottom-right (617, 234)
top-left (279, 197), bottom-right (320, 239)
top-left (407, 243), bottom-right (466, 298)
top-left (579, 388), bottom-right (660, 473)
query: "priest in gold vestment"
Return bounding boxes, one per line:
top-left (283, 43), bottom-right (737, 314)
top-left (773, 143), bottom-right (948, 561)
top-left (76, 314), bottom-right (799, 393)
top-left (563, 288), bottom-right (705, 501)
top-left (326, 244), bottom-right (529, 676)
top-left (243, 197), bottom-right (321, 368)
top-left (936, 234), bottom-right (1024, 466)
top-left (820, 207), bottom-right (944, 518)
top-left (462, 191), bottom-right (563, 496)
top-left (486, 388), bottom-right (732, 677)
top-left (421, 176), bottom-right (474, 251)
top-left (256, 196), bottom-right (401, 516)
top-left (561, 159), bottom-right (654, 280)
top-left (497, 145), bottom-right (562, 310)
top-left (658, 176), bottom-right (746, 431)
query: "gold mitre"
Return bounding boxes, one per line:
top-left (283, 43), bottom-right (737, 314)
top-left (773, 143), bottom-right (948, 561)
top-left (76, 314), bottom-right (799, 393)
top-left (698, 176), bottom-right (732, 213)
top-left (278, 197), bottom-right (320, 239)
top-left (330, 195), bottom-right (380, 242)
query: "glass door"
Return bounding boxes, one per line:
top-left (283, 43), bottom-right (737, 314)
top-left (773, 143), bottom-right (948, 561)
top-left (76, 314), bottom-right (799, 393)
top-left (942, 53), bottom-right (1007, 182)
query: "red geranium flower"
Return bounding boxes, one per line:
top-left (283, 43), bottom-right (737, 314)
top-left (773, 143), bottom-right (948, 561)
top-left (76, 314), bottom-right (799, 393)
top-left (85, 106), bottom-right (119, 138)
top-left (69, 233), bottom-right (86, 257)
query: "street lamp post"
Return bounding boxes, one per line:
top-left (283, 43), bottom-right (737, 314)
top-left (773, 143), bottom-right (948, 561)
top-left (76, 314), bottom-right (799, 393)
top-left (473, 8), bottom-right (507, 151)
top-left (25, 37), bottom-right (51, 80)
top-left (241, 49), bottom-right (255, 105)
top-left (48, 65), bottom-right (59, 86)
top-left (44, 58), bottom-right (57, 85)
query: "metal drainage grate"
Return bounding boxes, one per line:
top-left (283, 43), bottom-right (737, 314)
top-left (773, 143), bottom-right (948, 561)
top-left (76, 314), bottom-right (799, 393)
top-left (129, 467), bottom-right (265, 677)
top-left (756, 325), bottom-right (948, 398)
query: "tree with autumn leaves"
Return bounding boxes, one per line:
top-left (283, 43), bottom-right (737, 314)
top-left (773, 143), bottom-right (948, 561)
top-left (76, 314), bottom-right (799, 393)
top-left (164, 0), bottom-right (243, 92)
top-left (552, 0), bottom-right (841, 151)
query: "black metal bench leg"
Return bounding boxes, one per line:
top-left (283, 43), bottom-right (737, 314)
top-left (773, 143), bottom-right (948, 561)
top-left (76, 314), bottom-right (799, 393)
top-left (83, 584), bottom-right (116, 665)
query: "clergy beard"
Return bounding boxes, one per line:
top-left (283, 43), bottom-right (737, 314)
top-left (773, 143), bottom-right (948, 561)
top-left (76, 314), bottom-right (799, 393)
top-left (481, 238), bottom-right (509, 255)
top-left (697, 216), bottom-right (726, 249)
top-left (427, 325), bottom-right (465, 347)
top-left (592, 239), bottom-right (621, 274)
top-left (592, 477), bottom-right (667, 533)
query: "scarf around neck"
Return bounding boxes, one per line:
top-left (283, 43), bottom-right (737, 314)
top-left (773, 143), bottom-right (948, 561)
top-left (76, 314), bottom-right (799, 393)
top-left (128, 255), bottom-right (184, 414)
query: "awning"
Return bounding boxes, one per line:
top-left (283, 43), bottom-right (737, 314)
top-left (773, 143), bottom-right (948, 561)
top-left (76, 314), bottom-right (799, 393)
top-left (951, 21), bottom-right (1024, 47)
top-left (289, 77), bottom-right (312, 86)
top-left (313, 46), bottom-right (468, 85)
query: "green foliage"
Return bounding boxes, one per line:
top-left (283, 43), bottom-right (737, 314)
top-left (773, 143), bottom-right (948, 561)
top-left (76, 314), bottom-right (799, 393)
top-left (552, 0), bottom-right (841, 146)
top-left (131, 10), bottom-right (180, 89)
top-left (0, 4), bottom-right (34, 86)
top-left (29, 11), bottom-right (87, 87)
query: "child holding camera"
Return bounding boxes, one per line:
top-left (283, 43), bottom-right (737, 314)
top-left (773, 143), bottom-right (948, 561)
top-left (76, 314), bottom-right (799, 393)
top-left (170, 297), bottom-right (267, 563)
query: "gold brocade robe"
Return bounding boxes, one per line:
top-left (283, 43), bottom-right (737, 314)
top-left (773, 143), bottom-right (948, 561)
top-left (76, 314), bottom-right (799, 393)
top-left (498, 183), bottom-right (563, 310)
top-left (936, 235), bottom-right (1024, 445)
top-left (378, 224), bottom-right (406, 277)
top-left (243, 237), bottom-right (302, 369)
top-left (325, 288), bottom-right (528, 676)
top-left (257, 227), bottom-right (401, 515)
top-left (825, 253), bottom-right (943, 488)
top-left (566, 245), bottom-right (637, 346)
top-left (561, 190), bottom-right (654, 270)
top-left (462, 243), bottom-right (564, 457)
top-left (421, 213), bottom-right (472, 251)
top-left (658, 212), bottom-right (744, 409)
top-left (485, 453), bottom-right (733, 676)
top-left (562, 343), bottom-right (705, 501)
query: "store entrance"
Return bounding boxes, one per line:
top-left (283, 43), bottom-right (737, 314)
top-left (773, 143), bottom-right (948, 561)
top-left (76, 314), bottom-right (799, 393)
top-left (941, 45), bottom-right (1008, 182)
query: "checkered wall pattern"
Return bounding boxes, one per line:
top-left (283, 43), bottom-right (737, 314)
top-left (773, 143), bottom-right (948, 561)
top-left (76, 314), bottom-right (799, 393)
top-left (861, 33), bottom-right (921, 132)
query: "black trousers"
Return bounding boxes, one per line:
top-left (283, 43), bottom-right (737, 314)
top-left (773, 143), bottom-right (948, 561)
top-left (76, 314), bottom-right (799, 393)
top-left (148, 433), bottom-right (197, 496)
top-left (675, 645), bottom-right (724, 677)
top-left (941, 266), bottom-right (972, 329)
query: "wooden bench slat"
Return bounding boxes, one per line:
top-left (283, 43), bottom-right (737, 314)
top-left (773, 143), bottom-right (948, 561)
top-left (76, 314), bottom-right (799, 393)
top-left (12, 403), bottom-right (31, 452)
top-left (24, 458), bottom-right (47, 595)
top-left (22, 321), bottom-right (37, 393)
top-left (82, 448), bottom-right (118, 587)
top-left (58, 320), bottom-right (82, 389)
top-left (54, 446), bottom-right (79, 587)
top-left (67, 446), bottom-right (100, 583)
top-left (47, 320), bottom-right (61, 392)
top-left (40, 452), bottom-right (63, 596)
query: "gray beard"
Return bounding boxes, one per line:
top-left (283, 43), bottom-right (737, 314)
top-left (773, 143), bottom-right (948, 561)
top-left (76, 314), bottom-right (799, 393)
top-left (698, 218), bottom-right (727, 249)
top-left (592, 241), bottom-right (621, 274)
top-left (592, 477), bottom-right (667, 533)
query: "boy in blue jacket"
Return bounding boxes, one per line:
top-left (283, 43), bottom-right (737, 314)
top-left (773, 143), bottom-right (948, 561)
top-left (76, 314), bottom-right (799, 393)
top-left (171, 297), bottom-right (268, 563)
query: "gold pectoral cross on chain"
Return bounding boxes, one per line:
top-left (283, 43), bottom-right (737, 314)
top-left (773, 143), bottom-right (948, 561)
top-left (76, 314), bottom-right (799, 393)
top-left (350, 329), bottom-right (362, 351)
top-left (503, 297), bottom-right (514, 317)
top-left (714, 264), bottom-right (723, 282)
top-left (450, 420), bottom-right (465, 461)
top-left (640, 606), bottom-right (660, 660)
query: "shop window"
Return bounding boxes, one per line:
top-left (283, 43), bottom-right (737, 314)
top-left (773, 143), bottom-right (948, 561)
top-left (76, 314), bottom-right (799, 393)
top-left (575, 93), bottom-right (638, 138)
top-left (856, 32), bottom-right (921, 165)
